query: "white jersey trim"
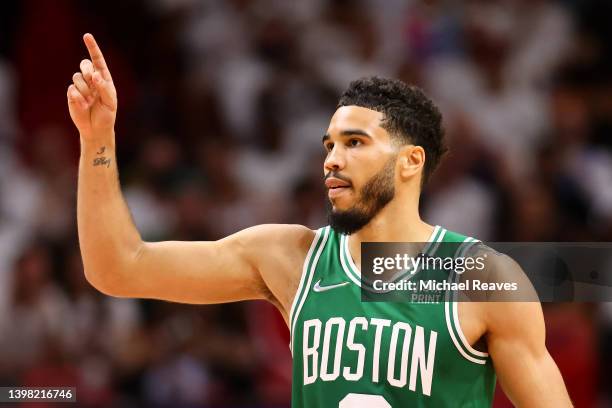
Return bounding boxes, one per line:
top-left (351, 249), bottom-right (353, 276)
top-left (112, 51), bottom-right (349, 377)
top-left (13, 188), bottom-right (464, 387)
top-left (339, 225), bottom-right (443, 289)
top-left (445, 301), bottom-right (487, 364)
top-left (289, 226), bottom-right (330, 355)
top-left (444, 237), bottom-right (489, 364)
top-left (453, 301), bottom-right (489, 358)
top-left (289, 227), bottom-right (323, 327)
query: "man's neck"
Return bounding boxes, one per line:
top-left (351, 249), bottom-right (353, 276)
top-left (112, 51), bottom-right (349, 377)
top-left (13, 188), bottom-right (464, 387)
top-left (346, 196), bottom-right (435, 271)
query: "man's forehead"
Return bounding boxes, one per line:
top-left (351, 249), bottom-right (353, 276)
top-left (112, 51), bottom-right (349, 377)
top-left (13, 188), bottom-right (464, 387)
top-left (327, 105), bottom-right (386, 136)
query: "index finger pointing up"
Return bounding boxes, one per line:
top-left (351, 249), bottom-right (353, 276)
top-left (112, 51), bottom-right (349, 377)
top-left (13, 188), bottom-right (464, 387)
top-left (83, 33), bottom-right (112, 81)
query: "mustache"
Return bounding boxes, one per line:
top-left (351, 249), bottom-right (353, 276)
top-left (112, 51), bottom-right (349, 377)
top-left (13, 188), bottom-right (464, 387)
top-left (324, 171), bottom-right (352, 186)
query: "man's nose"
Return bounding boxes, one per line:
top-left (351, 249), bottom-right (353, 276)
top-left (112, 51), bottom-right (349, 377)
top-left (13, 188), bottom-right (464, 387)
top-left (324, 146), bottom-right (346, 172)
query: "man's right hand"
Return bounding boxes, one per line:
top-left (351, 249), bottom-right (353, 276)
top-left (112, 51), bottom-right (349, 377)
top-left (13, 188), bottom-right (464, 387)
top-left (67, 33), bottom-right (117, 139)
top-left (68, 33), bottom-right (313, 327)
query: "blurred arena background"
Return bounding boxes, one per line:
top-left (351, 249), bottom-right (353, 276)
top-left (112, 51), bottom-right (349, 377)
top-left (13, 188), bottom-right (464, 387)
top-left (0, 0), bottom-right (611, 406)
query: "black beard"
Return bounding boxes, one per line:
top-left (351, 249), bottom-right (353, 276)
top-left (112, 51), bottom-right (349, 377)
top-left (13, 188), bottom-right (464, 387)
top-left (326, 157), bottom-right (396, 235)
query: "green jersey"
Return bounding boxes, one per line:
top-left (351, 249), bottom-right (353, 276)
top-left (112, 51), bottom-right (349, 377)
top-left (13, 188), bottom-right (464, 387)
top-left (290, 225), bottom-right (496, 407)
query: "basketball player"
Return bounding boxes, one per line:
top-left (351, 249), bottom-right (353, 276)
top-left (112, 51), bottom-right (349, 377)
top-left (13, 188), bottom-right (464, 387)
top-left (67, 34), bottom-right (572, 407)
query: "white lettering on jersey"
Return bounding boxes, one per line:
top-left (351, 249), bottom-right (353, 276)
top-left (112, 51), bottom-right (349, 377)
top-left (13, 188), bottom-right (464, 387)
top-left (301, 316), bottom-right (438, 395)
top-left (370, 318), bottom-right (391, 383)
top-left (303, 319), bottom-right (322, 385)
top-left (320, 317), bottom-right (346, 381)
top-left (343, 317), bottom-right (368, 381)
top-left (410, 325), bottom-right (437, 396)
top-left (387, 322), bottom-right (412, 387)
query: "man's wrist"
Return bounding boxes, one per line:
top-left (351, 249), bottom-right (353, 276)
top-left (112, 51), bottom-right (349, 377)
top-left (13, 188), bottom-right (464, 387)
top-left (80, 131), bottom-right (116, 154)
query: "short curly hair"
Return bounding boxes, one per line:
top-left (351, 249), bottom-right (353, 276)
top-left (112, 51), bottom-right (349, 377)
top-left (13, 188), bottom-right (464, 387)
top-left (337, 76), bottom-right (447, 185)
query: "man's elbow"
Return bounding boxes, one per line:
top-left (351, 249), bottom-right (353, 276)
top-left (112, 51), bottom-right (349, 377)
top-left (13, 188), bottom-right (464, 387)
top-left (83, 261), bottom-right (134, 298)
top-left (80, 240), bottom-right (144, 297)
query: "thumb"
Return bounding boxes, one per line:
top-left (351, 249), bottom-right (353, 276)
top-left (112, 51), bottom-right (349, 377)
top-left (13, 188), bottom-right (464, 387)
top-left (92, 71), bottom-right (116, 110)
top-left (67, 84), bottom-right (88, 110)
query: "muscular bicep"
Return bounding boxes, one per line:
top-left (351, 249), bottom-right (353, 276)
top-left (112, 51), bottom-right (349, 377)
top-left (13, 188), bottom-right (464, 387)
top-left (111, 224), bottom-right (313, 306)
top-left (487, 301), bottom-right (572, 407)
top-left (125, 238), bottom-right (262, 303)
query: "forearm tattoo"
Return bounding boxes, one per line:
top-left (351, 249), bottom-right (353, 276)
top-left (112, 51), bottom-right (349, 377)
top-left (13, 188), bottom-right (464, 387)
top-left (93, 146), bottom-right (111, 168)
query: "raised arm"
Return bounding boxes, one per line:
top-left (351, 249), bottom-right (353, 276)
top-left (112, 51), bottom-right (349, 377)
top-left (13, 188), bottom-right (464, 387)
top-left (67, 34), bottom-right (313, 314)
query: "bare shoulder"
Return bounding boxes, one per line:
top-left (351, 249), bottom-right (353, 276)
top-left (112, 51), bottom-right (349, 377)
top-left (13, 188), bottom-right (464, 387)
top-left (461, 243), bottom-right (539, 301)
top-left (228, 223), bottom-right (315, 258)
top-left (452, 244), bottom-right (537, 340)
top-left (228, 223), bottom-right (317, 319)
top-left (461, 243), bottom-right (543, 335)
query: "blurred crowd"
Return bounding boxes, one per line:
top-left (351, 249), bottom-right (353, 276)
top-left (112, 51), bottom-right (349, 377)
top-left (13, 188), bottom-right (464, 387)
top-left (0, 0), bottom-right (611, 406)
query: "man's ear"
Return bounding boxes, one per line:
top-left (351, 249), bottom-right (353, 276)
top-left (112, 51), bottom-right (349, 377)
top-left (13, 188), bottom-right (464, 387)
top-left (398, 145), bottom-right (425, 180)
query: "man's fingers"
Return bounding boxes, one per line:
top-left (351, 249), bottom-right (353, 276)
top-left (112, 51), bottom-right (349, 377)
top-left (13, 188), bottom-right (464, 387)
top-left (83, 33), bottom-right (112, 81)
top-left (80, 59), bottom-right (94, 85)
top-left (92, 71), bottom-right (116, 110)
top-left (73, 72), bottom-right (94, 102)
top-left (67, 84), bottom-right (88, 110)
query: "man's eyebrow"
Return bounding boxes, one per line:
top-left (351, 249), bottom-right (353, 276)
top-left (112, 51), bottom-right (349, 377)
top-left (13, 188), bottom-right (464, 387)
top-left (322, 129), bottom-right (373, 143)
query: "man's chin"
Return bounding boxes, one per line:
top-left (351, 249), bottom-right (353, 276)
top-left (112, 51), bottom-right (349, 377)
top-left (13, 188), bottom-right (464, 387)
top-left (328, 195), bottom-right (355, 211)
top-left (328, 203), bottom-right (350, 215)
top-left (326, 204), bottom-right (373, 235)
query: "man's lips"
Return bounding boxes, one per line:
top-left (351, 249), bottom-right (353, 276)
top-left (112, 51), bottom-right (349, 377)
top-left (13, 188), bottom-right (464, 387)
top-left (326, 177), bottom-right (351, 199)
top-left (328, 187), bottom-right (350, 199)
top-left (325, 177), bottom-right (351, 189)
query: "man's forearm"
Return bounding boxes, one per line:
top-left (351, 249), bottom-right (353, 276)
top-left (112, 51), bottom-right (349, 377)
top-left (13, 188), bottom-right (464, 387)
top-left (77, 133), bottom-right (142, 292)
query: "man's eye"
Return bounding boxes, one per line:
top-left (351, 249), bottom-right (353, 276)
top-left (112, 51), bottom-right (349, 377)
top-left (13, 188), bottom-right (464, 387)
top-left (348, 139), bottom-right (361, 147)
top-left (325, 143), bottom-right (334, 151)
